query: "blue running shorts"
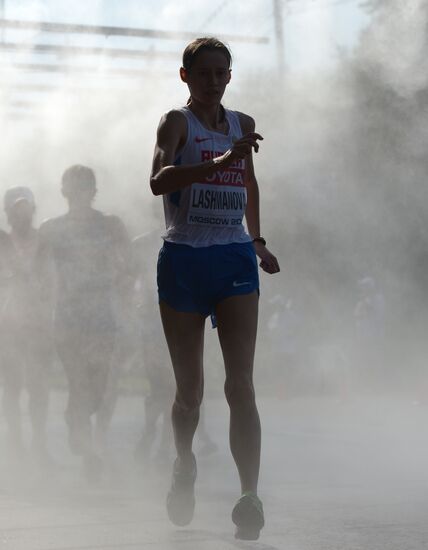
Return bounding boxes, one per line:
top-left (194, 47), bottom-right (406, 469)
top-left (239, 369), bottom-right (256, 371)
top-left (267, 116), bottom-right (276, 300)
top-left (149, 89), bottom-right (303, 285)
top-left (157, 240), bottom-right (259, 320)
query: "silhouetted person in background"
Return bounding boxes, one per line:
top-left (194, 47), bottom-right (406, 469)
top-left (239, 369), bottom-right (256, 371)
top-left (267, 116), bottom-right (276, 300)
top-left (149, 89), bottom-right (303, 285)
top-left (354, 276), bottom-right (386, 389)
top-left (133, 232), bottom-right (174, 465)
top-left (133, 232), bottom-right (218, 466)
top-left (0, 229), bottom-right (15, 445)
top-left (0, 187), bottom-right (53, 465)
top-left (37, 165), bottom-right (133, 481)
top-left (0, 229), bottom-right (13, 296)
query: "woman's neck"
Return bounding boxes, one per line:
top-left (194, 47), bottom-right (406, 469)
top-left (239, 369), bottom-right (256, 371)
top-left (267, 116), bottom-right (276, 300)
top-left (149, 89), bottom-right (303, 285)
top-left (188, 100), bottom-right (226, 132)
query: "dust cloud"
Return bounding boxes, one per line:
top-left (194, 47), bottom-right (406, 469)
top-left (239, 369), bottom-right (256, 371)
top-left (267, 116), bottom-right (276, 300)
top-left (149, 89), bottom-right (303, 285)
top-left (0, 1), bottom-right (428, 549)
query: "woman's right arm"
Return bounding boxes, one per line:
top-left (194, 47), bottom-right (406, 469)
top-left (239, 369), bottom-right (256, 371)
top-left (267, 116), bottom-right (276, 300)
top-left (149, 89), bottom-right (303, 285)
top-left (150, 110), bottom-right (262, 196)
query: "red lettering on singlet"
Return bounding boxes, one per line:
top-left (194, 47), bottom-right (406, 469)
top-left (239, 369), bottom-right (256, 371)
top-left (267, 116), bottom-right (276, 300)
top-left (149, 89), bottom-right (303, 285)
top-left (201, 150), bottom-right (245, 170)
top-left (201, 149), bottom-right (245, 186)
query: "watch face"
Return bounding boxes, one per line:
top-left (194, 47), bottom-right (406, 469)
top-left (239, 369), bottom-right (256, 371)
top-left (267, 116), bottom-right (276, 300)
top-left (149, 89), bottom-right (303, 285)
top-left (254, 237), bottom-right (266, 245)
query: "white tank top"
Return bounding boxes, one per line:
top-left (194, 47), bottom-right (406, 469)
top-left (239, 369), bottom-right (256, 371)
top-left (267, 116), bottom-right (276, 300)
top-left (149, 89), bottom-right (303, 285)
top-left (162, 106), bottom-right (252, 247)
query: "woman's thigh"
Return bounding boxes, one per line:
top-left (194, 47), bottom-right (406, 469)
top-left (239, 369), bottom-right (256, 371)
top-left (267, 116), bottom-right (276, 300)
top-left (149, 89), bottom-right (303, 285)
top-left (159, 300), bottom-right (206, 396)
top-left (215, 292), bottom-right (259, 378)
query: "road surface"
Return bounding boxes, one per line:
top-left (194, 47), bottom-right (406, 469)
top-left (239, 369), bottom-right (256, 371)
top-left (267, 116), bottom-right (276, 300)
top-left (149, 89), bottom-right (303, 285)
top-left (0, 393), bottom-right (427, 549)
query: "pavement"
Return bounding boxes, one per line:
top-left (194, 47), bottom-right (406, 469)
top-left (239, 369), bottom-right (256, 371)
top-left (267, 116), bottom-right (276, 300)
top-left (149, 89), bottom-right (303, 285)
top-left (0, 392), bottom-right (428, 550)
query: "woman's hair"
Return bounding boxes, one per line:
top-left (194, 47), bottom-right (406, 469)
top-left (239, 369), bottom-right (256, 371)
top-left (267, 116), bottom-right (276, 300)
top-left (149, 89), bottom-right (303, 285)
top-left (182, 37), bottom-right (232, 71)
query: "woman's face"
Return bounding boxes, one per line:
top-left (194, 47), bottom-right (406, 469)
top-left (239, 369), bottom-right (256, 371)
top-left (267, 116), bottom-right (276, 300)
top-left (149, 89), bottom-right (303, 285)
top-left (181, 49), bottom-right (231, 106)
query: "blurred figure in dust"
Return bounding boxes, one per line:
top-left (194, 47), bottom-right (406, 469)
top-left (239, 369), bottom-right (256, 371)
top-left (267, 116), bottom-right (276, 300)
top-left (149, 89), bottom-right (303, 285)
top-left (133, 232), bottom-right (217, 465)
top-left (0, 228), bottom-right (14, 313)
top-left (0, 229), bottom-right (15, 444)
top-left (267, 294), bottom-right (302, 399)
top-left (0, 187), bottom-right (53, 464)
top-left (0, 229), bottom-right (13, 291)
top-left (354, 276), bottom-right (386, 389)
top-left (37, 165), bottom-right (133, 481)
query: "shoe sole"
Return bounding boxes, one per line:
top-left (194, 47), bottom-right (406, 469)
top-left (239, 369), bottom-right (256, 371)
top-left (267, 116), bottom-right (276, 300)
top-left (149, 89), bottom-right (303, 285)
top-left (232, 498), bottom-right (264, 540)
top-left (167, 455), bottom-right (197, 526)
top-left (166, 490), bottom-right (195, 526)
top-left (235, 526), bottom-right (261, 541)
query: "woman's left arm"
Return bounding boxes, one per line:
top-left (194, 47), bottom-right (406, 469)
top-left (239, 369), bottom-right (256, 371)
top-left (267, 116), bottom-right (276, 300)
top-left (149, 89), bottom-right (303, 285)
top-left (239, 112), bottom-right (280, 275)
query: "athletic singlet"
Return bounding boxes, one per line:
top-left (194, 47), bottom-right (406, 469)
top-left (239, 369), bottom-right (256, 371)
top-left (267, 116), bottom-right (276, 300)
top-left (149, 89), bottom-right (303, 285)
top-left (162, 106), bottom-right (252, 247)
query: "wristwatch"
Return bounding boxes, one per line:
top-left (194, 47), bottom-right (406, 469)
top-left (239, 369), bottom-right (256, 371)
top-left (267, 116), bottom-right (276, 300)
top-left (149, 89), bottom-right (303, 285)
top-left (253, 236), bottom-right (267, 246)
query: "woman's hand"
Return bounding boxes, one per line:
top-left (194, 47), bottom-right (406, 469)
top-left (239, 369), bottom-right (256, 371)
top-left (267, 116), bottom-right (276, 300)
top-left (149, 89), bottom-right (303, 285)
top-left (253, 241), bottom-right (280, 274)
top-left (219, 133), bottom-right (264, 167)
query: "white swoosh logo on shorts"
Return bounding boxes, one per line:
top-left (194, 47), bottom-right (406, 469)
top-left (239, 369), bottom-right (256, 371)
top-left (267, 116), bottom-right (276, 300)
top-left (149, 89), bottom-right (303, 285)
top-left (233, 281), bottom-right (251, 287)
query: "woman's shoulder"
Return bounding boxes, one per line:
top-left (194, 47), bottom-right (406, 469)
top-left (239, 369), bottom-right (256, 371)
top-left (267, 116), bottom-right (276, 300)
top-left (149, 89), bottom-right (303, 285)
top-left (157, 108), bottom-right (188, 139)
top-left (160, 108), bottom-right (188, 127)
top-left (232, 110), bottom-right (256, 133)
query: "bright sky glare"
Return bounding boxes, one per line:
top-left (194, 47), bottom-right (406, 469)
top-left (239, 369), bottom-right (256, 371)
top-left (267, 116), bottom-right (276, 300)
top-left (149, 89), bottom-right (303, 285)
top-left (2, 0), bottom-right (370, 73)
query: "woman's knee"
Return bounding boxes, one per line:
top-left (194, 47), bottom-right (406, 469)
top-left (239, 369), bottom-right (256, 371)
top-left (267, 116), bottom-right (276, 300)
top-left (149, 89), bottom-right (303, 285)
top-left (174, 386), bottom-right (203, 414)
top-left (224, 375), bottom-right (255, 408)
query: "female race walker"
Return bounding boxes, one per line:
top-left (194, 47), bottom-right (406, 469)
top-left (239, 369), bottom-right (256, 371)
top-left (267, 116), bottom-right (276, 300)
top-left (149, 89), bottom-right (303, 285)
top-left (150, 37), bottom-right (280, 540)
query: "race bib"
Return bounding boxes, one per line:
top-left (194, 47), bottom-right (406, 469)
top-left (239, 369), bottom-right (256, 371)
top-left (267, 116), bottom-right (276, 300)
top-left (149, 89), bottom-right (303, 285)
top-left (187, 150), bottom-right (247, 227)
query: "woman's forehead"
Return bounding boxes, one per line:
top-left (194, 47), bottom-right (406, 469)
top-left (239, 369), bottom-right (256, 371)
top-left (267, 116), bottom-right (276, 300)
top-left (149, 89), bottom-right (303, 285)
top-left (191, 49), bottom-right (230, 69)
